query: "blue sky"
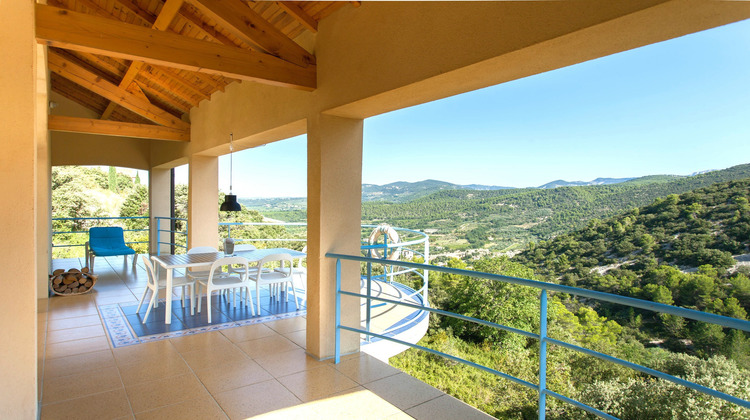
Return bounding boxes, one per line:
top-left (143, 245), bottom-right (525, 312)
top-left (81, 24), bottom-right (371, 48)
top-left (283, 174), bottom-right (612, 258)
top-left (177, 18), bottom-right (750, 198)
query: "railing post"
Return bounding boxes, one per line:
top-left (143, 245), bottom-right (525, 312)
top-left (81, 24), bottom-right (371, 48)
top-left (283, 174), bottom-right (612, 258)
top-left (366, 249), bottom-right (372, 342)
top-left (334, 258), bottom-right (342, 364)
top-left (423, 239), bottom-right (429, 304)
top-left (155, 217), bottom-right (161, 256)
top-left (539, 289), bottom-right (548, 420)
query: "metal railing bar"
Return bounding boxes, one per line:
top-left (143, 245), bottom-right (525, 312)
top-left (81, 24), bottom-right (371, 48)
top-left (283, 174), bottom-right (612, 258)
top-left (52, 216), bottom-right (148, 221)
top-left (338, 325), bottom-right (538, 390)
top-left (52, 229), bottom-right (148, 234)
top-left (327, 253), bottom-right (750, 333)
top-left (544, 390), bottom-right (619, 420)
top-left (546, 337), bottom-right (750, 409)
top-left (338, 289), bottom-right (539, 340)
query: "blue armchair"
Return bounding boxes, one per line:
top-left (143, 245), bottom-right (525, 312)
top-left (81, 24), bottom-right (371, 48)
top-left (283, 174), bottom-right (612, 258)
top-left (86, 227), bottom-right (137, 271)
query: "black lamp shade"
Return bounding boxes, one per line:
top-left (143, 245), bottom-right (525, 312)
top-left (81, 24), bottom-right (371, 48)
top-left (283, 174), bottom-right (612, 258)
top-left (220, 194), bottom-right (241, 212)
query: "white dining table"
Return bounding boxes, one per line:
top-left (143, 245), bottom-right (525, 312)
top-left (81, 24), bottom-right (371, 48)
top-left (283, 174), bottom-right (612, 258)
top-left (151, 247), bottom-right (306, 324)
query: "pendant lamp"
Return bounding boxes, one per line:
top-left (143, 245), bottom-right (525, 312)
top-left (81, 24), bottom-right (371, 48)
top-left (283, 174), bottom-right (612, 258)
top-left (220, 133), bottom-right (242, 212)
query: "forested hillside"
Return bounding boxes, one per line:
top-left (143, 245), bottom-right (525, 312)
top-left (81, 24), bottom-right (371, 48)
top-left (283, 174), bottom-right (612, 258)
top-left (363, 164), bottom-right (750, 254)
top-left (391, 176), bottom-right (750, 419)
top-left (52, 166), bottom-right (149, 257)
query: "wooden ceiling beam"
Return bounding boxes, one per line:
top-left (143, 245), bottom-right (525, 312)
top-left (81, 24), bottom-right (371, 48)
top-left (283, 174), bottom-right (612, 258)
top-left (113, 0), bottom-right (158, 26)
top-left (185, 0), bottom-right (315, 67)
top-left (135, 68), bottom-right (199, 109)
top-left (36, 4), bottom-right (317, 90)
top-left (49, 115), bottom-right (190, 142)
top-left (100, 0), bottom-right (184, 120)
top-left (47, 50), bottom-right (190, 129)
top-left (155, 67), bottom-right (212, 101)
top-left (276, 2), bottom-right (317, 33)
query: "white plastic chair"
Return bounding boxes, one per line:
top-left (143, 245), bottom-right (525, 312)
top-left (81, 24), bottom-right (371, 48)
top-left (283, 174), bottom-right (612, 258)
top-left (196, 256), bottom-right (255, 323)
top-left (137, 255), bottom-right (196, 323)
top-left (248, 253), bottom-right (299, 312)
top-left (275, 246), bottom-right (306, 305)
top-left (185, 246), bottom-right (220, 282)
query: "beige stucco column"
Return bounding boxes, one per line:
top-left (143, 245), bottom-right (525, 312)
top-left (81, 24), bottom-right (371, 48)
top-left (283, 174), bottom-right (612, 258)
top-left (306, 114), bottom-right (363, 359)
top-left (0, 0), bottom-right (38, 417)
top-left (187, 155), bottom-right (219, 249)
top-left (149, 168), bottom-right (172, 255)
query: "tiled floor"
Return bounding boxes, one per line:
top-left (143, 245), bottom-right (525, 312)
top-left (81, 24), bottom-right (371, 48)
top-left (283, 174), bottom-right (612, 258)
top-left (39, 256), bottom-right (493, 419)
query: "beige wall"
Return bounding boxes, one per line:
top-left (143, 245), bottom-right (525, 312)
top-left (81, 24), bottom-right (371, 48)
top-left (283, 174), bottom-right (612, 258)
top-left (149, 168), bottom-right (172, 255)
top-left (306, 114), bottom-right (364, 358)
top-left (187, 155), bottom-right (219, 249)
top-left (0, 0), bottom-right (38, 417)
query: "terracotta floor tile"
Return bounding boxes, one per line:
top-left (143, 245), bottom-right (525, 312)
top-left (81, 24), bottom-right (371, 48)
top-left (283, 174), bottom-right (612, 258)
top-left (264, 316), bottom-right (307, 334)
top-left (234, 334), bottom-right (300, 359)
top-left (47, 314), bottom-right (102, 331)
top-left (254, 348), bottom-right (327, 377)
top-left (134, 396), bottom-right (228, 420)
top-left (214, 379), bottom-right (301, 420)
top-left (112, 340), bottom-right (179, 366)
top-left (42, 366), bottom-right (123, 405)
top-left (45, 336), bottom-right (111, 359)
top-left (282, 330), bottom-right (306, 348)
top-left (117, 355), bottom-right (191, 387)
top-left (363, 372), bottom-right (444, 411)
top-left (332, 353), bottom-right (402, 385)
top-left (46, 324), bottom-right (105, 344)
top-left (125, 372), bottom-right (208, 413)
top-left (220, 323), bottom-right (276, 343)
top-left (193, 358), bottom-right (273, 394)
top-left (48, 304), bottom-right (100, 319)
top-left (169, 331), bottom-right (232, 354)
top-left (40, 388), bottom-right (132, 420)
top-left (44, 348), bottom-right (116, 378)
top-left (179, 342), bottom-right (250, 371)
top-left (277, 365), bottom-right (358, 402)
top-left (406, 394), bottom-right (495, 420)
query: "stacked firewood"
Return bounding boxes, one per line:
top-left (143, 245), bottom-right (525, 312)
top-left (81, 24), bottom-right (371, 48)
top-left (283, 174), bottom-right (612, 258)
top-left (49, 268), bottom-right (98, 295)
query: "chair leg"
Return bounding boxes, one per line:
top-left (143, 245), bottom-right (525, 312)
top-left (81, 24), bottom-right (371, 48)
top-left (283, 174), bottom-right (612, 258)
top-left (197, 283), bottom-right (203, 313)
top-left (207, 288), bottom-right (212, 324)
top-left (136, 286), bottom-right (149, 313)
top-left (181, 285), bottom-right (186, 308)
top-left (189, 284), bottom-right (195, 316)
top-left (143, 287), bottom-right (158, 323)
top-left (257, 284), bottom-right (261, 316)
top-left (246, 286), bottom-right (255, 316)
top-left (289, 281), bottom-right (299, 309)
top-left (132, 254), bottom-right (137, 268)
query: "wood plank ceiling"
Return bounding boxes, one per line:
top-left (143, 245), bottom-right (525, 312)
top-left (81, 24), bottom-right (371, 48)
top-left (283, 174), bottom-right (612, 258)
top-left (36, 0), bottom-right (355, 142)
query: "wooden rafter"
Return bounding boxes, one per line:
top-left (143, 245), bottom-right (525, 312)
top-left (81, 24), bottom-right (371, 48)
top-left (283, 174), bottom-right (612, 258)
top-left (47, 50), bottom-right (190, 129)
top-left (36, 4), bottom-right (317, 90)
top-left (185, 0), bottom-right (315, 67)
top-left (276, 2), bottom-right (318, 33)
top-left (101, 0), bottom-right (185, 120)
top-left (49, 115), bottom-right (190, 142)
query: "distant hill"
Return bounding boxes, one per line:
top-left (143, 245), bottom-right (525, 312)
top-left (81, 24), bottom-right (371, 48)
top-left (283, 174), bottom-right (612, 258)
top-left (361, 163), bottom-right (750, 253)
top-left (363, 179), bottom-right (512, 202)
top-left (537, 177), bottom-right (635, 189)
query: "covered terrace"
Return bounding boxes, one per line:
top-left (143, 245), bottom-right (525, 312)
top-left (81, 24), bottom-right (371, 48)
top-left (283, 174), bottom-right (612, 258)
top-left (2, 1), bottom-right (750, 418)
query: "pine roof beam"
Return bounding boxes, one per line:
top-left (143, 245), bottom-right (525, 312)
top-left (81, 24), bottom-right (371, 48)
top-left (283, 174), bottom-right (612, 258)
top-left (47, 50), bottom-right (190, 129)
top-left (101, 0), bottom-right (185, 120)
top-left (185, 0), bottom-right (316, 67)
top-left (277, 2), bottom-right (318, 33)
top-left (36, 4), bottom-right (317, 90)
top-left (49, 115), bottom-right (190, 142)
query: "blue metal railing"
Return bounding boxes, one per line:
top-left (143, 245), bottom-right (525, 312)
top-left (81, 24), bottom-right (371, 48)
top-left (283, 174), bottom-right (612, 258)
top-left (154, 216), bottom-right (187, 255)
top-left (329, 253), bottom-right (750, 420)
top-left (51, 216), bottom-right (150, 254)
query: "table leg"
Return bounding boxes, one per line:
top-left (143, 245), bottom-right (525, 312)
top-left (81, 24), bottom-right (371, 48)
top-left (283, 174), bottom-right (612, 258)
top-left (165, 268), bottom-right (173, 324)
